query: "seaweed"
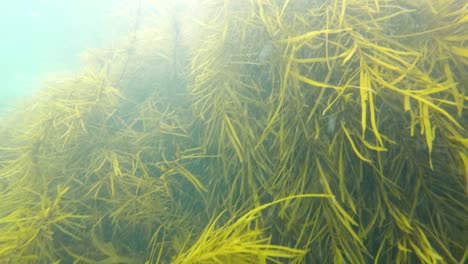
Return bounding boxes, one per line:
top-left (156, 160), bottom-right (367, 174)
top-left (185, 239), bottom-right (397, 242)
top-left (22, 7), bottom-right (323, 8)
top-left (0, 0), bottom-right (466, 263)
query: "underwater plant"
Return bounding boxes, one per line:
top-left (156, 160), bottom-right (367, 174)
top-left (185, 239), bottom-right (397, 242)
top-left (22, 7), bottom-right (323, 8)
top-left (0, 0), bottom-right (466, 263)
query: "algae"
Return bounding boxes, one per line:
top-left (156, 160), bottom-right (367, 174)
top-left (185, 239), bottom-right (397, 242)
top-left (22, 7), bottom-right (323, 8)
top-left (0, 0), bottom-right (467, 263)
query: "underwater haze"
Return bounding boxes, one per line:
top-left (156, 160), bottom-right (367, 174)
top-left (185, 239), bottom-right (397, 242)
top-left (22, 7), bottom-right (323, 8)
top-left (0, 0), bottom-right (467, 263)
top-left (0, 0), bottom-right (135, 113)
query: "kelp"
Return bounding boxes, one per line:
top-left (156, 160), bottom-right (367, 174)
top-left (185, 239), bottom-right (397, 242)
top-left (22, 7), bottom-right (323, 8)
top-left (0, 0), bottom-right (466, 263)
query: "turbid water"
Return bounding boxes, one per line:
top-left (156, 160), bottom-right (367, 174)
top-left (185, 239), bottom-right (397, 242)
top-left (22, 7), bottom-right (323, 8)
top-left (0, 0), bottom-right (466, 263)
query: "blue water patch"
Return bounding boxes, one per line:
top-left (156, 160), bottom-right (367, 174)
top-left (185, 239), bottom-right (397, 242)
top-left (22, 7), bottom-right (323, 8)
top-left (0, 0), bottom-right (120, 113)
